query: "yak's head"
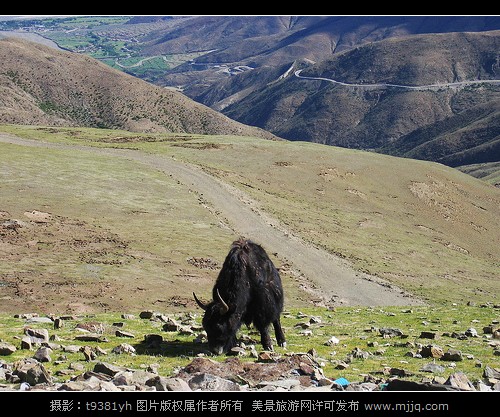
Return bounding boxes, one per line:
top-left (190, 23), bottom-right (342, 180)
top-left (193, 290), bottom-right (238, 355)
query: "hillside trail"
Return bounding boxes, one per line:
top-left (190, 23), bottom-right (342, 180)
top-left (0, 134), bottom-right (423, 306)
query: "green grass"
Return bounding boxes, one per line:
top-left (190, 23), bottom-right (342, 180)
top-left (0, 124), bottom-right (498, 308)
top-left (0, 305), bottom-right (498, 387)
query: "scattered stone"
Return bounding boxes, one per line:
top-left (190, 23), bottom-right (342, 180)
top-left (69, 363), bottom-right (86, 372)
top-left (115, 330), bottom-right (135, 338)
top-left (26, 316), bottom-right (53, 324)
top-left (75, 322), bottom-right (105, 334)
top-left (346, 382), bottom-right (379, 391)
top-left (0, 342), bottom-right (16, 356)
top-left (20, 337), bottom-right (33, 350)
top-left (147, 376), bottom-right (192, 391)
top-left (33, 347), bottom-right (52, 363)
top-left (24, 328), bottom-right (49, 343)
top-left (112, 343), bottom-right (136, 355)
top-left (450, 332), bottom-right (468, 340)
top-left (257, 352), bottom-right (275, 362)
top-left (121, 314), bottom-right (135, 320)
top-left (112, 322), bottom-right (124, 328)
top-left (385, 379), bottom-right (453, 391)
top-left (188, 373), bottom-right (241, 391)
top-left (465, 328), bottom-right (478, 337)
top-left (229, 347), bottom-right (247, 357)
top-left (139, 311), bottom-right (154, 319)
top-left (13, 358), bottom-right (52, 385)
top-left (334, 361), bottom-right (349, 370)
top-left (53, 318), bottom-right (64, 329)
top-left (325, 336), bottom-right (340, 346)
top-left (178, 326), bottom-right (194, 335)
top-left (350, 347), bottom-right (371, 359)
top-left (143, 334), bottom-right (163, 349)
top-left (63, 345), bottom-right (81, 354)
top-left (483, 325), bottom-right (494, 334)
top-left (446, 372), bottom-right (475, 391)
top-left (421, 363), bottom-right (445, 373)
top-left (379, 328), bottom-right (404, 338)
top-left (81, 346), bottom-right (96, 361)
top-left (162, 317), bottom-right (181, 332)
top-left (442, 349), bottom-right (463, 362)
top-left (419, 345), bottom-right (444, 359)
top-left (93, 362), bottom-right (126, 377)
top-left (74, 334), bottom-right (108, 343)
top-left (420, 331), bottom-right (437, 339)
top-left (483, 366), bottom-right (500, 380)
top-left (257, 379), bottom-right (300, 390)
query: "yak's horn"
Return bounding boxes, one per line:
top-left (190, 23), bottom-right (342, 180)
top-left (193, 292), bottom-right (208, 311)
top-left (216, 289), bottom-right (229, 315)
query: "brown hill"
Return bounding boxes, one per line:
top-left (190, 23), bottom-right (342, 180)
top-left (223, 30), bottom-right (500, 165)
top-left (0, 37), bottom-right (276, 139)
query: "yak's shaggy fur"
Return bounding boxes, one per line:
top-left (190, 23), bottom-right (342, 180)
top-left (194, 238), bottom-right (286, 354)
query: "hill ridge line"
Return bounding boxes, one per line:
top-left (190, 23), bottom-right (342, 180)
top-left (0, 133), bottom-right (423, 307)
top-left (294, 69), bottom-right (500, 91)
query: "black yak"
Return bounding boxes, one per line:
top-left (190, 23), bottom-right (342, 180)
top-left (193, 238), bottom-right (286, 354)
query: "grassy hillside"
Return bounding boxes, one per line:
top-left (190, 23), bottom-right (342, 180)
top-left (1, 125), bottom-right (498, 314)
top-left (0, 37), bottom-right (275, 140)
top-left (0, 304), bottom-right (498, 388)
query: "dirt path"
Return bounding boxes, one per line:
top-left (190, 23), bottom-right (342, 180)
top-left (0, 134), bottom-right (423, 306)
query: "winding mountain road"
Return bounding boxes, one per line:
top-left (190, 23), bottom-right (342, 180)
top-left (294, 69), bottom-right (500, 91)
top-left (0, 134), bottom-right (423, 306)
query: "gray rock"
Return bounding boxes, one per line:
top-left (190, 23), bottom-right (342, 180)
top-left (446, 372), bottom-right (475, 391)
top-left (115, 330), bottom-right (135, 338)
top-left (143, 334), bottom-right (163, 348)
top-left (13, 358), bottom-right (52, 385)
top-left (93, 362), bottom-right (127, 377)
top-left (139, 311), bottom-right (154, 319)
top-left (421, 363), bottom-right (445, 373)
top-left (58, 380), bottom-right (99, 391)
top-left (34, 347), bottom-right (52, 362)
top-left (24, 328), bottom-right (49, 343)
top-left (188, 373), bottom-right (241, 391)
top-left (483, 366), bottom-right (500, 379)
top-left (112, 343), bottom-right (136, 355)
top-left (350, 347), bottom-right (371, 359)
top-left (147, 376), bottom-right (192, 391)
top-left (162, 318), bottom-right (181, 332)
top-left (419, 331), bottom-right (437, 339)
top-left (379, 328), bottom-right (404, 338)
top-left (257, 379), bottom-right (301, 390)
top-left (81, 346), bottom-right (96, 361)
top-left (74, 334), bottom-right (108, 343)
top-left (442, 349), bottom-right (463, 361)
top-left (465, 328), bottom-right (478, 337)
top-left (325, 336), bottom-right (340, 346)
top-left (26, 317), bottom-right (53, 324)
top-left (113, 370), bottom-right (157, 387)
top-left (0, 342), bottom-right (16, 356)
top-left (345, 382), bottom-right (379, 391)
top-left (63, 345), bottom-right (81, 354)
top-left (419, 345), bottom-right (444, 358)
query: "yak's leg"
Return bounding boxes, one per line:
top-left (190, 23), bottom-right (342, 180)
top-left (256, 324), bottom-right (273, 351)
top-left (273, 318), bottom-right (286, 348)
